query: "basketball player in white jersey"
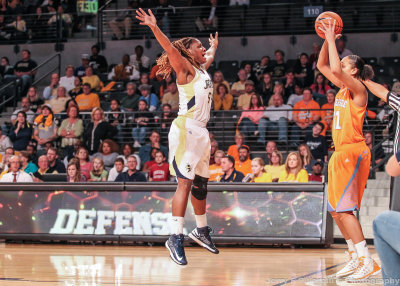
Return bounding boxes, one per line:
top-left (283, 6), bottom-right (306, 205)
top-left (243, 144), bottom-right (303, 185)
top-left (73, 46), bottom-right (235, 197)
top-left (136, 8), bottom-right (219, 265)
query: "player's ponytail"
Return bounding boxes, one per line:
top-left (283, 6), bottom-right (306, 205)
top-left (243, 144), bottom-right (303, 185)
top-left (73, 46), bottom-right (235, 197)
top-left (347, 55), bottom-right (374, 80)
top-left (156, 37), bottom-right (201, 79)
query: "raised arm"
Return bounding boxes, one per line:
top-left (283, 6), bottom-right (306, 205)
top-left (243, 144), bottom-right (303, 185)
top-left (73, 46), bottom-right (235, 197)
top-left (204, 32), bottom-right (218, 70)
top-left (319, 20), bottom-right (367, 107)
top-left (316, 40), bottom-right (342, 88)
top-left (136, 8), bottom-right (192, 77)
top-left (362, 79), bottom-right (389, 103)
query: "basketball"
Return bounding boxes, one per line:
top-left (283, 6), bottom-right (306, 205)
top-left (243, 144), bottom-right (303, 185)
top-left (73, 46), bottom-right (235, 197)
top-left (315, 11), bottom-right (343, 39)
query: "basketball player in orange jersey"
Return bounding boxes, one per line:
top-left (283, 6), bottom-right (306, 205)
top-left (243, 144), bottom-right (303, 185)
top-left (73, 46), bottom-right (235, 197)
top-left (317, 20), bottom-right (381, 281)
top-left (136, 9), bottom-right (219, 265)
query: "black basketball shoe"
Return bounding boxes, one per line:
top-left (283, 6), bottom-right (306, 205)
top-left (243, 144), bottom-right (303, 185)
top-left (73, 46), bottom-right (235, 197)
top-left (188, 226), bottom-right (219, 254)
top-left (165, 234), bottom-right (187, 265)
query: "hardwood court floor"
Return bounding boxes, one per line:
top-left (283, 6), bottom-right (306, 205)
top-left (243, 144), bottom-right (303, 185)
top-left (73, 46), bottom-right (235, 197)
top-left (0, 243), bottom-right (383, 286)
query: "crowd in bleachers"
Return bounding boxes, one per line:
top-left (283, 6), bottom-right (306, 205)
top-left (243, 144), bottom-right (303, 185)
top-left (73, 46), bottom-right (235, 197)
top-left (0, 34), bottom-right (394, 184)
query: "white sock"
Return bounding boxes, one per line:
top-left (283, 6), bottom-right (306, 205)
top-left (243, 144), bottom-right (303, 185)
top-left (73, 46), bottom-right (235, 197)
top-left (355, 240), bottom-right (370, 259)
top-left (170, 216), bottom-right (184, 235)
top-left (195, 214), bottom-right (207, 228)
top-left (346, 239), bottom-right (356, 254)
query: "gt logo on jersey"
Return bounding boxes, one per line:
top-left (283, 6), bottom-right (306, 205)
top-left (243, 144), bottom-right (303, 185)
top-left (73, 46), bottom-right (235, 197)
top-left (204, 79), bottom-right (213, 89)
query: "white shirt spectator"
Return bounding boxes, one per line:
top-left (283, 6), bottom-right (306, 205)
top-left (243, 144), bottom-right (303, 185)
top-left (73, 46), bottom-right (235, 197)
top-left (263, 104), bottom-right (292, 121)
top-left (0, 135), bottom-right (13, 152)
top-left (287, 94), bottom-right (303, 107)
top-left (60, 75), bottom-right (76, 92)
top-left (0, 170), bottom-right (33, 182)
top-left (108, 166), bottom-right (128, 181)
top-left (116, 154), bottom-right (141, 170)
top-left (11, 108), bottom-right (35, 124)
top-left (129, 54), bottom-right (150, 71)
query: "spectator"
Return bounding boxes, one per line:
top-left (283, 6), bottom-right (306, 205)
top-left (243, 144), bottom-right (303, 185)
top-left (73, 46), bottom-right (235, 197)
top-left (337, 38), bottom-right (352, 59)
top-left (209, 139), bottom-right (219, 165)
top-left (75, 83), bottom-right (100, 111)
top-left (257, 94), bottom-right (292, 145)
top-left (119, 143), bottom-right (141, 169)
top-left (160, 103), bottom-right (176, 144)
top-left (283, 71), bottom-right (296, 99)
top-left (244, 63), bottom-right (258, 85)
top-left (149, 150), bottom-right (170, 181)
top-left (83, 107), bottom-right (117, 154)
top-left (320, 89), bottom-right (335, 135)
top-left (209, 149), bottom-right (224, 182)
top-left (365, 131), bottom-right (385, 166)
top-left (212, 70), bottom-right (230, 96)
top-left (75, 54), bottom-right (90, 77)
top-left (237, 80), bottom-right (256, 110)
top-left (92, 139), bottom-right (119, 171)
top-left (0, 129), bottom-right (12, 152)
top-left (82, 66), bottom-right (103, 91)
top-left (265, 140), bottom-right (277, 164)
top-left (139, 84), bottom-right (159, 112)
top-left (33, 105), bottom-right (58, 153)
top-left (130, 45), bottom-right (150, 73)
top-left (235, 145), bottom-right (252, 176)
top-left (32, 155), bottom-right (56, 182)
top-left (108, 0), bottom-right (135, 41)
top-left (298, 144), bottom-right (315, 174)
top-left (287, 83), bottom-right (304, 107)
top-left (238, 93), bottom-right (264, 139)
top-left (214, 83), bottom-right (233, 111)
top-left (0, 147), bottom-right (14, 173)
top-left (107, 157), bottom-right (127, 181)
top-left (142, 146), bottom-right (157, 171)
top-left (89, 157), bottom-right (108, 181)
top-left (268, 82), bottom-right (285, 106)
top-left (4, 49), bottom-right (37, 93)
top-left (26, 86), bottom-right (44, 113)
top-left (155, 0), bottom-right (175, 37)
top-left (121, 82), bottom-right (140, 111)
top-left (231, 69), bottom-right (247, 98)
top-left (254, 56), bottom-right (273, 81)
top-left (139, 130), bottom-right (168, 166)
top-left (244, 157), bottom-right (272, 183)
top-left (271, 49), bottom-right (287, 80)
top-left (310, 73), bottom-right (331, 98)
top-left (106, 99), bottom-right (126, 143)
top-left (68, 76), bottom-right (83, 98)
top-left (308, 160), bottom-right (324, 182)
top-left (75, 146), bottom-right (92, 179)
top-left (294, 53), bottom-right (314, 88)
top-left (47, 86), bottom-right (71, 114)
top-left (63, 140), bottom-right (82, 166)
top-left (309, 42), bottom-right (321, 69)
top-left (30, 7), bottom-right (47, 41)
top-left (161, 81), bottom-right (179, 111)
top-left (257, 73), bottom-right (274, 105)
top-left (59, 65), bottom-right (76, 92)
top-left (26, 141), bottom-right (38, 165)
top-left (138, 73), bottom-right (153, 90)
top-left (227, 132), bottom-right (247, 162)
top-left (47, 6), bottom-right (72, 39)
top-left (115, 155), bottom-right (147, 182)
top-left (108, 54), bottom-right (140, 82)
top-left (89, 44), bottom-right (108, 73)
top-left (291, 87), bottom-right (321, 146)
top-left (0, 57), bottom-right (14, 77)
top-left (20, 151), bottom-right (38, 174)
top-left (195, 0), bottom-right (218, 32)
top-left (58, 104), bottom-right (83, 158)
top-left (67, 158), bottom-right (87, 182)
top-left (47, 147), bottom-right (66, 173)
top-left (264, 150), bottom-right (284, 182)
top-left (304, 122), bottom-right (328, 162)
top-left (132, 100), bottom-right (154, 147)
top-left (0, 155), bottom-right (33, 182)
top-left (157, 75), bottom-right (173, 99)
top-left (218, 155), bottom-right (244, 182)
top-left (278, 152), bottom-right (308, 183)
top-left (10, 97), bottom-right (34, 126)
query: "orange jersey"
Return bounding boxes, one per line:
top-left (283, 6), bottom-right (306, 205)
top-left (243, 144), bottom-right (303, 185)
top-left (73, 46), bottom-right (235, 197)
top-left (332, 87), bottom-right (366, 148)
top-left (293, 100), bottom-right (321, 123)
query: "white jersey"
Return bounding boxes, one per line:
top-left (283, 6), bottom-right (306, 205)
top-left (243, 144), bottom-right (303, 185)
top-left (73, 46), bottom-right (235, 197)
top-left (177, 66), bottom-right (213, 125)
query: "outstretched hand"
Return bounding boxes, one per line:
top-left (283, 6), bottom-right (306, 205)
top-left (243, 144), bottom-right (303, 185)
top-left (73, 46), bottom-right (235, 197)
top-left (209, 32), bottom-right (219, 48)
top-left (318, 19), bottom-right (342, 43)
top-left (136, 8), bottom-right (157, 28)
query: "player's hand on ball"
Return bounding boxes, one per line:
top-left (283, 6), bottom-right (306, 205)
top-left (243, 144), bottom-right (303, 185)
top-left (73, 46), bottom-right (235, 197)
top-left (319, 20), bottom-right (342, 43)
top-left (136, 8), bottom-right (157, 28)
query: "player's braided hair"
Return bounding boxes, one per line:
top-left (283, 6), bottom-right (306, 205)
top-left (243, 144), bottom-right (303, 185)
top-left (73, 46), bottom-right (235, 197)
top-left (156, 37), bottom-right (201, 79)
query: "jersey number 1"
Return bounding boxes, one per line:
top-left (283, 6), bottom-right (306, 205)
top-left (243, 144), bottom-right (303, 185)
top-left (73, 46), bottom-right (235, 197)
top-left (335, 111), bottom-right (342, 130)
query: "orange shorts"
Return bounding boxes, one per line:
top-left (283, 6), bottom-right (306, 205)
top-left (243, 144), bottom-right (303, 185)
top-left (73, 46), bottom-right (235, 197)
top-left (328, 141), bottom-right (371, 212)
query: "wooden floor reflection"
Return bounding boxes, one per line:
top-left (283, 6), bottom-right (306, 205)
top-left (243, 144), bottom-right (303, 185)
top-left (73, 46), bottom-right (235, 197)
top-left (0, 243), bottom-right (383, 285)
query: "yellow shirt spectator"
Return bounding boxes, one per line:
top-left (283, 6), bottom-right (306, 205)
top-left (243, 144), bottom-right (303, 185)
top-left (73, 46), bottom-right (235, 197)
top-left (75, 92), bottom-right (100, 111)
top-left (253, 172), bottom-right (273, 183)
top-left (264, 164), bottom-right (285, 180)
top-left (278, 169), bottom-right (309, 183)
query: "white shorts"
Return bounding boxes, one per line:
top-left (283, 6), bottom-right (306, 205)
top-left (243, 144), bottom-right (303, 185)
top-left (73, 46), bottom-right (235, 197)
top-left (168, 116), bottom-right (210, 180)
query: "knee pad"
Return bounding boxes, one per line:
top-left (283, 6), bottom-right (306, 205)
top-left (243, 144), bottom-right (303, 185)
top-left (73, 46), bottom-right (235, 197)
top-left (191, 175), bottom-right (208, 200)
